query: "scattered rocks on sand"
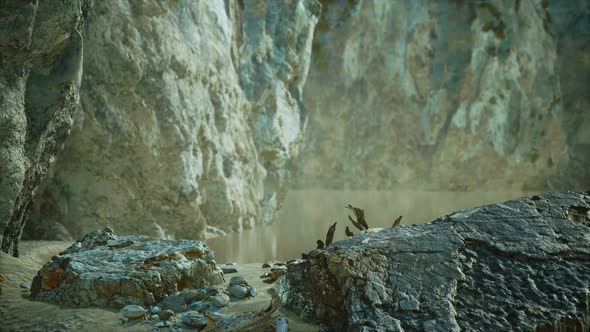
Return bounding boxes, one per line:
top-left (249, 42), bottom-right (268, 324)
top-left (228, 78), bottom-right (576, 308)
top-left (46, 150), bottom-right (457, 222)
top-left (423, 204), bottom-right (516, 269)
top-left (278, 192), bottom-right (590, 331)
top-left (30, 227), bottom-right (224, 308)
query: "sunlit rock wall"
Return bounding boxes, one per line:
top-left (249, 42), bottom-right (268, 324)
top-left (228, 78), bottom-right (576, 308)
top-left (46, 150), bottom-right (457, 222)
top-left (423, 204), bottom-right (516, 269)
top-left (26, 0), bottom-right (318, 241)
top-left (0, 1), bottom-right (88, 255)
top-left (296, 0), bottom-right (590, 191)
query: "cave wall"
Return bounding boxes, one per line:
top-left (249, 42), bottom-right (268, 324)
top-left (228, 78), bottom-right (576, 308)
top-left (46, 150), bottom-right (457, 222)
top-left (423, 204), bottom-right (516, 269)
top-left (295, 0), bottom-right (590, 191)
top-left (0, 1), bottom-right (88, 255)
top-left (24, 0), bottom-right (318, 241)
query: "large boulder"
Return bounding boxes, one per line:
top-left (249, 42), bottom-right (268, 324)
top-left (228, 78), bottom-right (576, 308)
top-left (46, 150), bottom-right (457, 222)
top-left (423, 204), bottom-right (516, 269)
top-left (278, 192), bottom-right (590, 331)
top-left (25, 0), bottom-right (318, 241)
top-left (0, 1), bottom-right (89, 256)
top-left (30, 227), bottom-right (224, 308)
top-left (296, 0), bottom-right (590, 191)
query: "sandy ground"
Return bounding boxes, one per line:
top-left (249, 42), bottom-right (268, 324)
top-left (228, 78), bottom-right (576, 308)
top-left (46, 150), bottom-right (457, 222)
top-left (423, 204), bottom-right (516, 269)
top-left (0, 241), bottom-right (318, 332)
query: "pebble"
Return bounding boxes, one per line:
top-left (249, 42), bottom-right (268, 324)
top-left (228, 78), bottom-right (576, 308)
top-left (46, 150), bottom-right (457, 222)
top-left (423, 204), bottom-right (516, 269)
top-left (228, 285), bottom-right (248, 298)
top-left (213, 293), bottom-right (230, 307)
top-left (229, 276), bottom-right (248, 286)
top-left (19, 283), bottom-right (30, 289)
top-left (158, 309), bottom-right (175, 321)
top-left (150, 314), bottom-right (159, 320)
top-left (182, 311), bottom-right (208, 328)
top-left (154, 321), bottom-right (170, 328)
top-left (221, 267), bottom-right (238, 274)
top-left (150, 306), bottom-right (162, 314)
top-left (248, 286), bottom-right (257, 297)
top-left (260, 272), bottom-right (271, 278)
top-left (120, 304), bottom-right (147, 319)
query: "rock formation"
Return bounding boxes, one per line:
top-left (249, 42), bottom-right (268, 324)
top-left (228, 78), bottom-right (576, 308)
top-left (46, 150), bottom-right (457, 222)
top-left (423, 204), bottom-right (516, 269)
top-left (24, 0), bottom-right (318, 241)
top-left (296, 0), bottom-right (590, 191)
top-left (278, 191), bottom-right (590, 331)
top-left (0, 0), bottom-right (89, 256)
top-left (30, 227), bottom-right (223, 308)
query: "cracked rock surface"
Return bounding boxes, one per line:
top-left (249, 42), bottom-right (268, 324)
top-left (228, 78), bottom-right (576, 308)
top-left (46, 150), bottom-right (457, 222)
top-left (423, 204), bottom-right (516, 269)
top-left (30, 227), bottom-right (223, 308)
top-left (278, 192), bottom-right (590, 331)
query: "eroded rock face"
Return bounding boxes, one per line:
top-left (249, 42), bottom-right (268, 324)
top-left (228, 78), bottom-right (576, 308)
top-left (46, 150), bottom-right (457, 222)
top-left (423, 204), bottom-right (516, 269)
top-left (0, 1), bottom-right (88, 256)
top-left (278, 192), bottom-right (590, 331)
top-left (25, 0), bottom-right (318, 241)
top-left (30, 227), bottom-right (224, 308)
top-left (296, 0), bottom-right (590, 191)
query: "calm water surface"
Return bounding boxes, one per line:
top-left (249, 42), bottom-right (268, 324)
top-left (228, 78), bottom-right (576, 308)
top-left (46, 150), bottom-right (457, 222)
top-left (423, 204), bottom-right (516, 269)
top-left (206, 190), bottom-right (536, 263)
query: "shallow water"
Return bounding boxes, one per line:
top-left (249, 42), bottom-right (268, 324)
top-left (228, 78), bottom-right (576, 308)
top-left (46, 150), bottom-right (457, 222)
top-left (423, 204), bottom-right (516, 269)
top-left (207, 190), bottom-right (536, 263)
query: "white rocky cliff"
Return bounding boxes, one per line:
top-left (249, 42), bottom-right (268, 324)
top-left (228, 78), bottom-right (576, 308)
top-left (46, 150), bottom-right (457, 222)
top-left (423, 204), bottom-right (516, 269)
top-left (296, 0), bottom-right (590, 191)
top-left (24, 1), bottom-right (318, 241)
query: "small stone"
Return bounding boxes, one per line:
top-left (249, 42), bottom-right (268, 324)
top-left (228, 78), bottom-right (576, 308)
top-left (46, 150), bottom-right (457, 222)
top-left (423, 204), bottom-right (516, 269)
top-left (158, 309), bottom-right (175, 321)
top-left (228, 285), bottom-right (248, 298)
top-left (154, 321), bottom-right (170, 328)
top-left (260, 272), bottom-right (271, 278)
top-left (205, 285), bottom-right (223, 295)
top-left (248, 286), bottom-right (257, 297)
top-left (120, 304), bottom-right (147, 319)
top-left (229, 276), bottom-right (248, 286)
top-left (213, 293), bottom-right (230, 307)
top-left (182, 311), bottom-right (208, 328)
top-left (262, 262), bottom-right (272, 268)
top-left (150, 306), bottom-right (161, 314)
top-left (221, 267), bottom-right (238, 274)
top-left (19, 283), bottom-right (30, 289)
top-left (225, 262), bottom-right (237, 266)
top-left (150, 314), bottom-right (159, 320)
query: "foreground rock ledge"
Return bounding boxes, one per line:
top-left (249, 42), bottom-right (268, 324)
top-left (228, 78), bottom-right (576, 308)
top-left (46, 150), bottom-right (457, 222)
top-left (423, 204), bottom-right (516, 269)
top-left (31, 227), bottom-right (223, 307)
top-left (278, 192), bottom-right (590, 331)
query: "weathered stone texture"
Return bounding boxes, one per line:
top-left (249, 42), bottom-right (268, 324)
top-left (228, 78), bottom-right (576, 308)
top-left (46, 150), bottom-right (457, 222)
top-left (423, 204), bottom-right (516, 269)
top-left (296, 0), bottom-right (590, 191)
top-left (25, 0), bottom-right (318, 241)
top-left (0, 0), bottom-right (88, 256)
top-left (278, 192), bottom-right (590, 331)
top-left (30, 227), bottom-right (223, 308)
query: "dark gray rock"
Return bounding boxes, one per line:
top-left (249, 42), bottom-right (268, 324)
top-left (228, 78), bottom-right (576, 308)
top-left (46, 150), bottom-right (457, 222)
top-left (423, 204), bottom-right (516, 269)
top-left (213, 293), bottom-right (230, 308)
top-left (221, 267), bottom-right (238, 274)
top-left (30, 228), bottom-right (224, 308)
top-left (229, 276), bottom-right (248, 287)
top-left (278, 192), bottom-right (590, 331)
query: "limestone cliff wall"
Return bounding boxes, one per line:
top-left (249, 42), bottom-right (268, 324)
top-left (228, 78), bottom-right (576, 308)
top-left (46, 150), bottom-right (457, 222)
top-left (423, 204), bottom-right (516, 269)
top-left (296, 0), bottom-right (590, 191)
top-left (0, 1), bottom-right (88, 255)
top-left (24, 0), bottom-right (318, 241)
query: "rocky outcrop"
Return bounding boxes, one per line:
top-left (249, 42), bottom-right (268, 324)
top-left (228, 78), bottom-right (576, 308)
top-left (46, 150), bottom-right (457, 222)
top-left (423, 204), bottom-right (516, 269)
top-left (30, 227), bottom-right (223, 308)
top-left (0, 1), bottom-right (89, 256)
top-left (296, 0), bottom-right (590, 191)
top-left (277, 192), bottom-right (590, 331)
top-left (24, 0), bottom-right (318, 241)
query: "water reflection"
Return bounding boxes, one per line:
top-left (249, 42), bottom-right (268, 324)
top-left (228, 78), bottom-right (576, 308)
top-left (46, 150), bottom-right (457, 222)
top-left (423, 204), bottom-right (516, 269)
top-left (206, 190), bottom-right (535, 263)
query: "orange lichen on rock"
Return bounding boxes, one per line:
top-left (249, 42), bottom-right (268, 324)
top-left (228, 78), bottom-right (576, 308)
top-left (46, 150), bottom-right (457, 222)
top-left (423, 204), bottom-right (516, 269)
top-left (40, 268), bottom-right (65, 290)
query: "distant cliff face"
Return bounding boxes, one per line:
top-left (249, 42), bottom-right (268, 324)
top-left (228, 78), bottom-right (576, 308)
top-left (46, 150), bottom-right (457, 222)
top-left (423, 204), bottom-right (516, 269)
top-left (0, 1), bottom-right (88, 255)
top-left (296, 0), bottom-right (590, 191)
top-left (26, 0), bottom-right (318, 240)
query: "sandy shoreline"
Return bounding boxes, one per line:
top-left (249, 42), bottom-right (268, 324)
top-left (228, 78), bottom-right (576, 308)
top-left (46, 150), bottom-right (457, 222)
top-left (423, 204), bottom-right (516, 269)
top-left (0, 241), bottom-right (317, 332)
